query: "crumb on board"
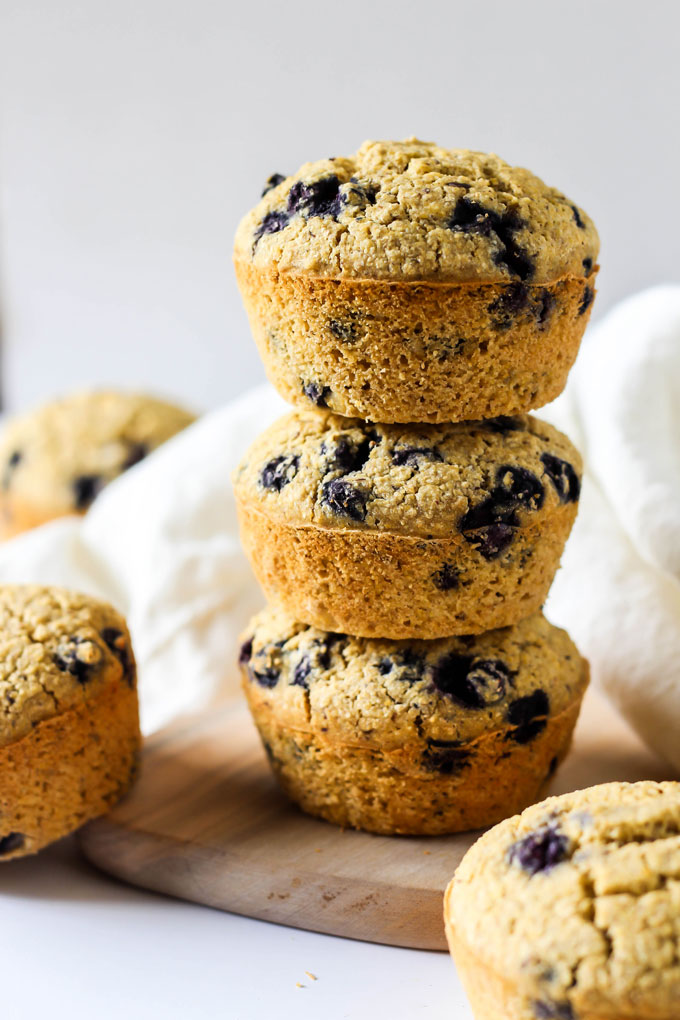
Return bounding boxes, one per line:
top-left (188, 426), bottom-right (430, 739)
top-left (423, 850), bottom-right (431, 855)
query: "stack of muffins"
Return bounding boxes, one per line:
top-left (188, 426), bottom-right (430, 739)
top-left (233, 139), bottom-right (599, 835)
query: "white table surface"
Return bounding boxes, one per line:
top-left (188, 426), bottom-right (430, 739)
top-left (1, 835), bottom-right (470, 1020)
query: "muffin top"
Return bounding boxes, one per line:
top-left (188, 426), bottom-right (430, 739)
top-left (0, 390), bottom-right (196, 521)
top-left (0, 585), bottom-right (136, 748)
top-left (233, 410), bottom-right (582, 556)
top-left (447, 781), bottom-right (680, 1019)
top-left (234, 139), bottom-right (599, 284)
top-left (240, 606), bottom-right (587, 752)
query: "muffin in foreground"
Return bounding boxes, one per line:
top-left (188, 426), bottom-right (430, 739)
top-left (234, 138), bottom-right (599, 424)
top-left (0, 585), bottom-right (140, 859)
top-left (445, 781), bottom-right (680, 1020)
top-left (0, 390), bottom-right (196, 538)
top-left (234, 410), bottom-right (582, 639)
top-left (239, 606), bottom-right (588, 835)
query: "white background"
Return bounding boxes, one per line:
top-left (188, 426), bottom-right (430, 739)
top-left (1, 0), bottom-right (679, 413)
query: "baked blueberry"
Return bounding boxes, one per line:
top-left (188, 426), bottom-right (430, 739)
top-left (302, 382), bottom-right (331, 408)
top-left (432, 654), bottom-right (511, 709)
top-left (509, 822), bottom-right (569, 875)
top-left (422, 739), bottom-right (471, 775)
top-left (449, 198), bottom-right (534, 281)
top-left (287, 176), bottom-right (345, 219)
top-left (320, 479), bottom-right (367, 521)
top-left (53, 636), bottom-right (102, 685)
top-left (260, 454), bottom-right (299, 492)
top-left (0, 832), bottom-right (25, 855)
top-left (433, 563), bottom-right (460, 591)
top-left (578, 286), bottom-right (594, 315)
top-left (253, 209), bottom-right (289, 247)
top-left (540, 454), bottom-right (580, 503)
top-left (507, 690), bottom-right (550, 743)
top-left (391, 446), bottom-right (443, 468)
top-left (262, 173), bottom-right (286, 196)
top-left (72, 474), bottom-right (102, 511)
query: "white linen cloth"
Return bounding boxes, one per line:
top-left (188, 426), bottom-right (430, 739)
top-left (1, 286), bottom-right (679, 769)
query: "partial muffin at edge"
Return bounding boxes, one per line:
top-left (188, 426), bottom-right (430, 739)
top-left (445, 781), bottom-right (680, 1020)
top-left (0, 389), bottom-right (196, 538)
top-left (0, 584), bottom-right (140, 859)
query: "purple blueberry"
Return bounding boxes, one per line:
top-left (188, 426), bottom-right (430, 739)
top-left (449, 197), bottom-right (534, 280)
top-left (72, 474), bottom-right (102, 511)
top-left (578, 286), bottom-right (594, 316)
top-left (302, 382), bottom-right (331, 408)
top-left (422, 739), bottom-right (471, 775)
top-left (391, 446), bottom-right (443, 468)
top-left (287, 176), bottom-right (345, 219)
top-left (2, 449), bottom-right (22, 491)
top-left (507, 690), bottom-right (550, 743)
top-left (328, 318), bottom-right (358, 343)
top-left (0, 832), bottom-right (24, 855)
top-left (122, 442), bottom-right (148, 470)
top-left (261, 173), bottom-right (286, 196)
top-left (260, 454), bottom-right (299, 492)
top-left (535, 289), bottom-right (556, 328)
top-left (533, 1002), bottom-right (575, 1020)
top-left (582, 256), bottom-right (593, 274)
top-left (101, 627), bottom-right (135, 689)
top-left (53, 636), bottom-right (99, 685)
top-left (326, 432), bottom-right (378, 474)
top-left (570, 205), bottom-right (585, 229)
top-left (238, 638), bottom-right (253, 664)
top-left (432, 655), bottom-right (511, 709)
top-left (433, 563), bottom-right (460, 591)
top-left (488, 283), bottom-right (529, 328)
top-left (321, 479), bottom-right (367, 522)
top-left (253, 209), bottom-right (289, 246)
top-left (485, 417), bottom-right (524, 434)
top-left (540, 454), bottom-right (580, 503)
top-left (509, 822), bottom-right (570, 876)
top-left (292, 655), bottom-right (312, 688)
top-left (496, 465), bottom-right (544, 510)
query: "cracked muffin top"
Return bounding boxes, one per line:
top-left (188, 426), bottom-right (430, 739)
top-left (233, 410), bottom-right (582, 556)
top-left (447, 781), bottom-right (680, 1019)
top-left (0, 390), bottom-right (196, 520)
top-left (239, 606), bottom-right (587, 751)
top-left (234, 139), bottom-right (599, 284)
top-left (0, 585), bottom-right (135, 747)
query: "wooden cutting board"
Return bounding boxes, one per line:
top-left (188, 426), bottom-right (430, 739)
top-left (79, 689), bottom-right (674, 951)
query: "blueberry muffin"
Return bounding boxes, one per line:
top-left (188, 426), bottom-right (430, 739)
top-left (239, 606), bottom-right (588, 835)
top-left (234, 138), bottom-right (599, 424)
top-left (0, 390), bottom-right (196, 538)
top-left (233, 410), bottom-right (582, 639)
top-left (0, 585), bottom-right (140, 859)
top-left (445, 782), bottom-right (680, 1020)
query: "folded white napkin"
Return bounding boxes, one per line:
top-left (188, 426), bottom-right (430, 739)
top-left (2, 286), bottom-right (679, 772)
top-left (544, 285), bottom-right (680, 772)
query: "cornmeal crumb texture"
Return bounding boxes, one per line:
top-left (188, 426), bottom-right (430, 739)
top-left (235, 139), bottom-right (599, 283)
top-left (240, 606), bottom-right (588, 834)
top-left (234, 410), bottom-right (581, 637)
top-left (0, 390), bottom-right (196, 536)
top-left (446, 781), bottom-right (680, 1020)
top-left (0, 585), bottom-right (140, 859)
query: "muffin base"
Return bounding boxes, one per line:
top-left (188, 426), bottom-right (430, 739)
top-left (445, 924), bottom-right (542, 1020)
top-left (247, 696), bottom-right (585, 836)
top-left (234, 260), bottom-right (597, 424)
top-left (236, 501), bottom-right (577, 639)
top-left (0, 675), bottom-right (140, 859)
